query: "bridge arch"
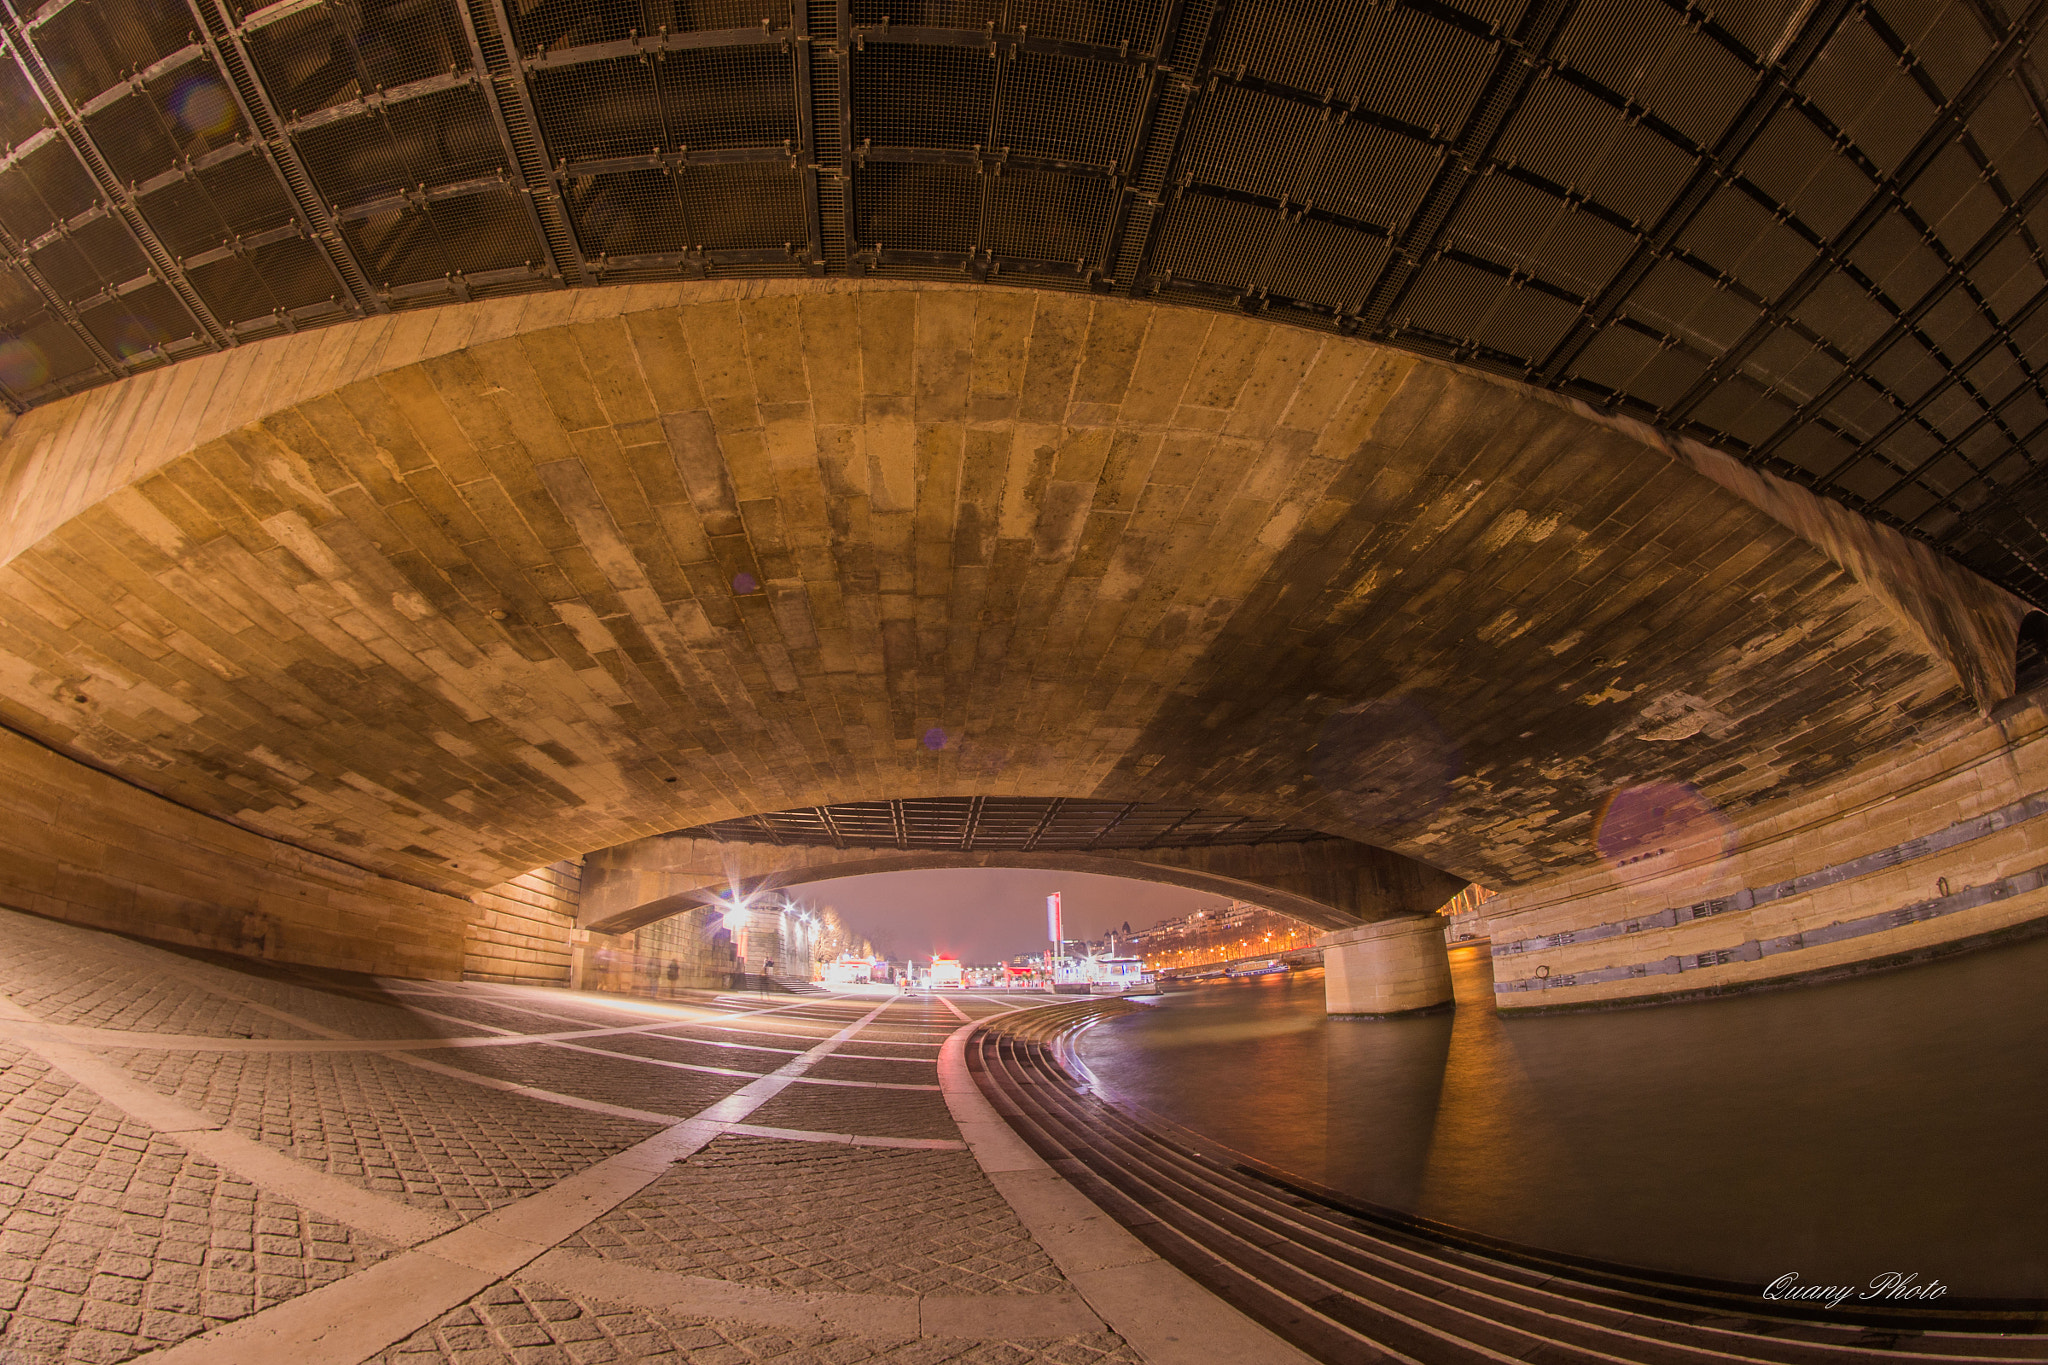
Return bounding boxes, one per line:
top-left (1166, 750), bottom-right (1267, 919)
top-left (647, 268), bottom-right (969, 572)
top-left (0, 280), bottom-right (2037, 1008)
top-left (573, 798), bottom-right (1471, 935)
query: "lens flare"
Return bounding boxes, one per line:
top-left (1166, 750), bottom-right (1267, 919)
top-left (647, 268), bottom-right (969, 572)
top-left (0, 338), bottom-right (49, 392)
top-left (172, 75), bottom-right (236, 141)
top-left (921, 726), bottom-right (946, 750)
top-left (732, 572), bottom-right (759, 594)
top-left (102, 314), bottom-right (166, 359)
top-left (1595, 782), bottom-right (1736, 869)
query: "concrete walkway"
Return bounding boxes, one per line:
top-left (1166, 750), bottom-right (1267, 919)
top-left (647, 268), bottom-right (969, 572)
top-left (0, 908), bottom-right (1302, 1365)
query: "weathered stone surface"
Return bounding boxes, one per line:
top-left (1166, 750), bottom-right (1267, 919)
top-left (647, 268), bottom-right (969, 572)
top-left (1485, 684), bottom-right (2048, 1009)
top-left (0, 279), bottom-right (2027, 981)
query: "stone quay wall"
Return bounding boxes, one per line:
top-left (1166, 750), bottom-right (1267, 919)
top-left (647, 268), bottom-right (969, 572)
top-left (1486, 686), bottom-right (2048, 1011)
top-left (0, 723), bottom-right (470, 978)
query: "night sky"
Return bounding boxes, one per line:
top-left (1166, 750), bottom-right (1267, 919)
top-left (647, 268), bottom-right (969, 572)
top-left (784, 868), bottom-right (1231, 963)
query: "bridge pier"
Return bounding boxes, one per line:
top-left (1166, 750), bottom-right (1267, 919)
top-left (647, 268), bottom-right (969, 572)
top-left (1319, 917), bottom-right (1454, 1018)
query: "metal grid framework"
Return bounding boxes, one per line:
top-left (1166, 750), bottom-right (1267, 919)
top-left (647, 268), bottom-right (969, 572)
top-left (673, 796), bottom-right (1339, 849)
top-left (9, 0), bottom-right (2048, 603)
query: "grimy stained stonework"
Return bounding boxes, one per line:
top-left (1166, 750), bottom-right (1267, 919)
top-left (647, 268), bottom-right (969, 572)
top-left (0, 278), bottom-right (2037, 996)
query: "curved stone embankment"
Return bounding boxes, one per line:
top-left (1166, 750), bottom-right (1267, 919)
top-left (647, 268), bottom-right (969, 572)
top-left (966, 998), bottom-right (2048, 1364)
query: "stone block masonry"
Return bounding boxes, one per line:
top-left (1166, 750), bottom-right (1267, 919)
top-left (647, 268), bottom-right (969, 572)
top-left (0, 724), bottom-right (469, 979)
top-left (1487, 685), bottom-right (2048, 1010)
top-left (462, 861), bottom-right (581, 986)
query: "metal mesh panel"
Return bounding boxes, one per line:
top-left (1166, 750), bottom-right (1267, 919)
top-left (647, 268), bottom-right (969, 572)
top-left (510, 0), bottom-right (790, 52)
top-left (33, 215), bottom-right (144, 297)
top-left (1182, 85), bottom-right (1316, 202)
top-left (1007, 0), bottom-right (1161, 49)
top-left (850, 0), bottom-right (1001, 31)
top-left (1399, 258), bottom-right (1506, 347)
top-left (426, 187), bottom-right (542, 272)
top-left (569, 169), bottom-right (690, 255)
top-left (134, 152), bottom-right (298, 260)
top-left (30, 0), bottom-right (195, 105)
top-left (856, 162), bottom-right (977, 252)
top-left (654, 47), bottom-right (798, 148)
top-left (341, 204), bottom-right (453, 287)
top-left (984, 170), bottom-right (1111, 264)
top-left (0, 265), bottom-right (38, 331)
top-left (1212, 0), bottom-right (1372, 96)
top-left (852, 46), bottom-right (992, 149)
top-left (1496, 77), bottom-right (1693, 230)
top-left (82, 91), bottom-right (180, 190)
top-left (1152, 194), bottom-right (1272, 291)
top-left (1473, 284), bottom-right (1579, 363)
top-left (79, 281), bottom-right (196, 359)
top-left (1909, 144), bottom-right (2005, 260)
top-left (1342, 9), bottom-right (1490, 136)
top-left (246, 0), bottom-right (469, 118)
top-left (1262, 218), bottom-right (1386, 312)
top-left (1797, 18), bottom-right (1934, 179)
top-left (9, 315), bottom-right (99, 396)
top-left (1624, 259), bottom-right (1761, 355)
top-left (2, 140), bottom-right (95, 242)
top-left (188, 250), bottom-right (285, 326)
top-left (679, 163), bottom-right (805, 249)
top-left (299, 86), bottom-right (499, 206)
top-left (151, 63), bottom-right (248, 167)
top-left (197, 236), bottom-right (346, 323)
top-left (1304, 123), bottom-right (1440, 235)
top-left (1678, 186), bottom-right (1817, 300)
top-left (0, 56), bottom-right (48, 150)
top-left (994, 54), bottom-right (1140, 169)
top-left (381, 84), bottom-right (508, 183)
top-left (534, 57), bottom-right (665, 161)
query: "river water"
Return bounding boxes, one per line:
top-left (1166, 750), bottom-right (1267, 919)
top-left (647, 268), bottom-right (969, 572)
top-left (1074, 938), bottom-right (2048, 1299)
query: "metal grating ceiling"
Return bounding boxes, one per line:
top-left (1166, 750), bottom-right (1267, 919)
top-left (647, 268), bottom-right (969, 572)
top-left (7, 0), bottom-right (2048, 602)
top-left (674, 796), bottom-right (1339, 849)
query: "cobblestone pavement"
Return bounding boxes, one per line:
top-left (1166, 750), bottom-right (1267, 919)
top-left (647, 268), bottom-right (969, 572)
top-left (563, 1138), bottom-right (1068, 1297)
top-left (369, 1279), bottom-right (1144, 1365)
top-left (104, 1050), bottom-right (661, 1215)
top-left (0, 909), bottom-right (1146, 1364)
top-left (0, 1044), bottom-right (389, 1362)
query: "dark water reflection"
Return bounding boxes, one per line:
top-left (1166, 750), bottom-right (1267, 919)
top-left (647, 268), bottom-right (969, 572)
top-left (1075, 939), bottom-right (2048, 1298)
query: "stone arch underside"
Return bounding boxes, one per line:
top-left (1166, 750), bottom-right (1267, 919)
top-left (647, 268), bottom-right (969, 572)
top-left (0, 278), bottom-right (2026, 937)
top-left (574, 831), bottom-right (1470, 935)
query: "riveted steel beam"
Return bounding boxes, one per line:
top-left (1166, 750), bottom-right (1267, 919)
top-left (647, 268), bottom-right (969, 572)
top-left (0, 0), bottom-right (229, 352)
top-left (0, 206), bottom-right (123, 386)
top-left (185, 0), bottom-right (383, 315)
top-left (464, 0), bottom-right (585, 284)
